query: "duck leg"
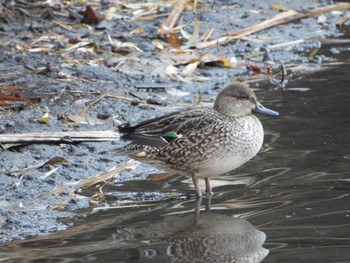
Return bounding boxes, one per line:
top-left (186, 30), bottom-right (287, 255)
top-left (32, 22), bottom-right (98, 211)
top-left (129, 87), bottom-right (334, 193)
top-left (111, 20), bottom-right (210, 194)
top-left (204, 195), bottom-right (211, 212)
top-left (194, 195), bottom-right (203, 224)
top-left (204, 177), bottom-right (212, 195)
top-left (192, 174), bottom-right (202, 198)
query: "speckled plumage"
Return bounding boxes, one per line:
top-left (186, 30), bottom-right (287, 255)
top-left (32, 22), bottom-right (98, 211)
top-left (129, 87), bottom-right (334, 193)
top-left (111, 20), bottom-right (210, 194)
top-left (116, 82), bottom-right (278, 197)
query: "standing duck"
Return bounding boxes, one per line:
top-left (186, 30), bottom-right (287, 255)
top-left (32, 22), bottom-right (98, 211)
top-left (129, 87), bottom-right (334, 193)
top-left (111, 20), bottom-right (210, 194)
top-left (115, 82), bottom-right (278, 197)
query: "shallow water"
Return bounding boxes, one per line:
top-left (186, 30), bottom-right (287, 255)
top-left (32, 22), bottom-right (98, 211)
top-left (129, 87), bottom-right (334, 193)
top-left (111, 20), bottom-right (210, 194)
top-left (1, 61), bottom-right (350, 262)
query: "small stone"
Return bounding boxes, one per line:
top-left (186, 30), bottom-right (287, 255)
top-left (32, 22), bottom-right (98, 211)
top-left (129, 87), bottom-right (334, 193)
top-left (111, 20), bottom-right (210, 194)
top-left (131, 99), bottom-right (140, 106)
top-left (138, 42), bottom-right (155, 52)
top-left (330, 47), bottom-right (340, 54)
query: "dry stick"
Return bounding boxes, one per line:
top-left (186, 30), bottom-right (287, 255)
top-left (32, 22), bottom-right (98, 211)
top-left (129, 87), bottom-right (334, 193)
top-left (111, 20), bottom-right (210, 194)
top-left (195, 3), bottom-right (350, 50)
top-left (107, 94), bottom-right (160, 109)
top-left (39, 160), bottom-right (139, 198)
top-left (0, 93), bottom-right (32, 104)
top-left (0, 131), bottom-right (119, 144)
top-left (78, 160), bottom-right (139, 189)
top-left (77, 93), bottom-right (107, 117)
top-left (160, 0), bottom-right (189, 38)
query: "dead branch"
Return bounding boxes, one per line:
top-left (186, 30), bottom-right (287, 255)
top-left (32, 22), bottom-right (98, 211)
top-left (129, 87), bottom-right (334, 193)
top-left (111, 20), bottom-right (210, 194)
top-left (0, 131), bottom-right (119, 144)
top-left (160, 0), bottom-right (189, 38)
top-left (195, 3), bottom-right (350, 49)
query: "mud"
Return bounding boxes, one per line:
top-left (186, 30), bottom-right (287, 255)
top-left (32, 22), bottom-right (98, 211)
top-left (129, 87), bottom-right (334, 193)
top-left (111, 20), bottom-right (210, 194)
top-left (0, 0), bottom-right (348, 243)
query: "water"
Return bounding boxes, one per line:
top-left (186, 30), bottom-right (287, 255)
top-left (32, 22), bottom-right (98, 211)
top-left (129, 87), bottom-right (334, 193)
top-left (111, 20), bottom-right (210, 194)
top-left (0, 62), bottom-right (349, 262)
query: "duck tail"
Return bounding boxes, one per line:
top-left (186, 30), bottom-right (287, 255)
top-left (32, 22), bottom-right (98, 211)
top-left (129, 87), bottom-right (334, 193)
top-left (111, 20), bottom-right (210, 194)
top-left (111, 143), bottom-right (159, 159)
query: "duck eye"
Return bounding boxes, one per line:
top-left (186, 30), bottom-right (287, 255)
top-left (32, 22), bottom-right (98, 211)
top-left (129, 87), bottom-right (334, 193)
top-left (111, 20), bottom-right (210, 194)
top-left (238, 94), bottom-right (249, 100)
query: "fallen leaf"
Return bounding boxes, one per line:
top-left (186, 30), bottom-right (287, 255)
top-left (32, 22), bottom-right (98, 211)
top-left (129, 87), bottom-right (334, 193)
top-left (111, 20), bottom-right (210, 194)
top-left (152, 39), bottom-right (167, 50)
top-left (39, 111), bottom-right (50, 124)
top-left (200, 54), bottom-right (234, 68)
top-left (165, 64), bottom-right (179, 75)
top-left (168, 32), bottom-right (183, 47)
top-left (130, 27), bottom-right (145, 35)
top-left (44, 157), bottom-right (68, 166)
top-left (217, 57), bottom-right (234, 68)
top-left (183, 19), bottom-right (202, 48)
top-left (249, 64), bottom-right (261, 74)
top-left (182, 61), bottom-right (199, 75)
top-left (112, 39), bottom-right (143, 54)
top-left (336, 15), bottom-right (349, 27)
top-left (309, 48), bottom-right (320, 58)
top-left (0, 91), bottom-right (33, 106)
top-left (82, 6), bottom-right (105, 24)
top-left (271, 5), bottom-right (289, 12)
top-left (247, 63), bottom-right (275, 76)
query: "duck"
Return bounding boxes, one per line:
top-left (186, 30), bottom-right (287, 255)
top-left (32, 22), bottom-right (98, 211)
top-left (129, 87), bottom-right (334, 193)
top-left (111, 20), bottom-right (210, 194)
top-left (115, 82), bottom-right (278, 198)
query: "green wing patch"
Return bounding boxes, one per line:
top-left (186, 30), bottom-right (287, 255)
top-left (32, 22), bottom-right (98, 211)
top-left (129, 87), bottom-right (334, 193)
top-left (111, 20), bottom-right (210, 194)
top-left (161, 131), bottom-right (182, 143)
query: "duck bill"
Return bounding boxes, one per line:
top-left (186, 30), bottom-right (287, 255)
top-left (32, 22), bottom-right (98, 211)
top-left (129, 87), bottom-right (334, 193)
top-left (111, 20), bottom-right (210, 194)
top-left (253, 102), bottom-right (279, 116)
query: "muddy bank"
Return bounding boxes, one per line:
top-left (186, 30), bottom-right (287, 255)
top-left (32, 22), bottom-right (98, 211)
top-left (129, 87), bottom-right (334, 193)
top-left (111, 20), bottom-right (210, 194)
top-left (0, 0), bottom-right (349, 243)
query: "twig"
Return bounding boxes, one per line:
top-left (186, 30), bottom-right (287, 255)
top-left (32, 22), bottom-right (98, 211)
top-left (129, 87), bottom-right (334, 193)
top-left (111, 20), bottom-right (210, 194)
top-left (39, 160), bottom-right (140, 198)
top-left (77, 93), bottom-right (107, 116)
top-left (160, 0), bottom-right (189, 38)
top-left (195, 3), bottom-right (350, 49)
top-left (79, 160), bottom-right (140, 189)
top-left (280, 65), bottom-right (286, 100)
top-left (135, 85), bottom-right (167, 91)
top-left (0, 131), bottom-right (119, 144)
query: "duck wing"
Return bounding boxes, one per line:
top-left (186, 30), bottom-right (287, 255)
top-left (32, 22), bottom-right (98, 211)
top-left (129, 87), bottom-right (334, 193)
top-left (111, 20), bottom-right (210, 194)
top-left (118, 107), bottom-right (218, 147)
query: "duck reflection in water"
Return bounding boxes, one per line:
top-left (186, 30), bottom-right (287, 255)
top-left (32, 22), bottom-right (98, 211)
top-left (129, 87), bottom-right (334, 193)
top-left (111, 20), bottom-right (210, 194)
top-left (115, 82), bottom-right (278, 198)
top-left (97, 198), bottom-right (269, 263)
